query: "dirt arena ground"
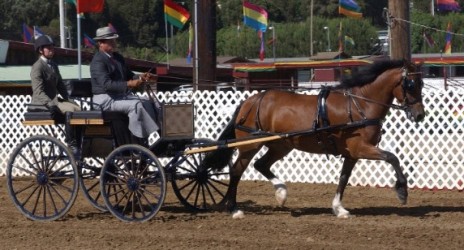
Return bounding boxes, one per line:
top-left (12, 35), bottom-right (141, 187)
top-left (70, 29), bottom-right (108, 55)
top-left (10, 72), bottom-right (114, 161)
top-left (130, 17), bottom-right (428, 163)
top-left (0, 177), bottom-right (463, 250)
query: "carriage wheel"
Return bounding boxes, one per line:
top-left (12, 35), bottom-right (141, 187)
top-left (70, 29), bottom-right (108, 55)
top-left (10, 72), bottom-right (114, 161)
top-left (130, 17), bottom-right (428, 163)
top-left (100, 144), bottom-right (166, 222)
top-left (6, 135), bottom-right (79, 221)
top-left (171, 139), bottom-right (230, 212)
top-left (79, 157), bottom-right (106, 211)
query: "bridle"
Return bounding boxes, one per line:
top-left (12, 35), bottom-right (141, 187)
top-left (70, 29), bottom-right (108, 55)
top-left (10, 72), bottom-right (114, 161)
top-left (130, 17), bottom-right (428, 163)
top-left (335, 66), bottom-right (423, 112)
top-left (400, 67), bottom-right (423, 107)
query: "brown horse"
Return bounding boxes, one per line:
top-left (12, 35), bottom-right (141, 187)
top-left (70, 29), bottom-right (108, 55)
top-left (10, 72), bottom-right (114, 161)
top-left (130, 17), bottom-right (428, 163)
top-left (204, 59), bottom-right (425, 219)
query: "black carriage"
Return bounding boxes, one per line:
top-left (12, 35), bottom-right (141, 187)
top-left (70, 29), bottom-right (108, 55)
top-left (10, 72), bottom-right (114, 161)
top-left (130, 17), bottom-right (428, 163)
top-left (6, 79), bottom-right (230, 222)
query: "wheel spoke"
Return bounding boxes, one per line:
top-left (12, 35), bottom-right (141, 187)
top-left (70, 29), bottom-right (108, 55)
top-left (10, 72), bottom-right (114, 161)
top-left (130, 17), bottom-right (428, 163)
top-left (8, 136), bottom-right (78, 221)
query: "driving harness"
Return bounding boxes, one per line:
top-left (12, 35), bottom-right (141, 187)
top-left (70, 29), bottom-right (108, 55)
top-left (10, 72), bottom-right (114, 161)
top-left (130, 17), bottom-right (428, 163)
top-left (235, 89), bottom-right (382, 156)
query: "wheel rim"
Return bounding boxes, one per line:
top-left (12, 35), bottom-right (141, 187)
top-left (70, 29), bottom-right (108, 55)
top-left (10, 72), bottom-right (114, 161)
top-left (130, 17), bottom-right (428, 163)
top-left (172, 151), bottom-right (230, 211)
top-left (100, 145), bottom-right (166, 222)
top-left (79, 157), bottom-right (107, 211)
top-left (6, 135), bottom-right (79, 221)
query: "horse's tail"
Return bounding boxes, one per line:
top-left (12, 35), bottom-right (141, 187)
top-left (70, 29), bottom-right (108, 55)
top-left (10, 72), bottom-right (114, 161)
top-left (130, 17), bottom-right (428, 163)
top-left (202, 104), bottom-right (241, 171)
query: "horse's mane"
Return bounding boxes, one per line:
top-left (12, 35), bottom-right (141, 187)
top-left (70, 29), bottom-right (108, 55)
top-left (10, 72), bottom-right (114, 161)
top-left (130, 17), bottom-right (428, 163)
top-left (335, 60), bottom-right (405, 89)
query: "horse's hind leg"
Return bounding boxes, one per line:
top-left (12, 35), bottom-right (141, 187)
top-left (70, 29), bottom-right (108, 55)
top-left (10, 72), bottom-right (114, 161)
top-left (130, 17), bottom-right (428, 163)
top-left (254, 145), bottom-right (292, 207)
top-left (332, 157), bottom-right (358, 218)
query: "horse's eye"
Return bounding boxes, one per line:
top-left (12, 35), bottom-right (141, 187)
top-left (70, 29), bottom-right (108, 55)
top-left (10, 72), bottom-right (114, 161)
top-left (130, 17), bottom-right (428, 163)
top-left (403, 79), bottom-right (415, 91)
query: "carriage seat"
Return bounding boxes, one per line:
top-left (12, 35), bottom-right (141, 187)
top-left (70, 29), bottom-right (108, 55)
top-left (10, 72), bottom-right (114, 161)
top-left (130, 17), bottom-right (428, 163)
top-left (22, 105), bottom-right (65, 126)
top-left (20, 78), bottom-right (91, 126)
top-left (66, 79), bottom-right (129, 125)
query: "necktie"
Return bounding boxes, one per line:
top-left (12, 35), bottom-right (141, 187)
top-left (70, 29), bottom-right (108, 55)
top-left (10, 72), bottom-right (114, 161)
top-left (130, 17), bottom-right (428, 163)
top-left (47, 60), bottom-right (55, 73)
top-left (110, 57), bottom-right (123, 77)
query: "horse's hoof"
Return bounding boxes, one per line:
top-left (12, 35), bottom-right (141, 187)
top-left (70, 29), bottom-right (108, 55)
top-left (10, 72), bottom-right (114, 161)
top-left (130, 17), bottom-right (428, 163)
top-left (395, 184), bottom-right (408, 205)
top-left (336, 212), bottom-right (352, 219)
top-left (232, 210), bottom-right (245, 219)
top-left (275, 187), bottom-right (287, 207)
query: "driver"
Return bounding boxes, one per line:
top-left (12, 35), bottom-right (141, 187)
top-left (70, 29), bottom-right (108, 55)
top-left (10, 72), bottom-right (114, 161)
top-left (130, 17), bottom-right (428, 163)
top-left (90, 26), bottom-right (161, 145)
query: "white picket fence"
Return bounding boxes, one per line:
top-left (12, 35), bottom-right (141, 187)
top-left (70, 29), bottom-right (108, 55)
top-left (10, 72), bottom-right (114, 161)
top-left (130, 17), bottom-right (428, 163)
top-left (1, 80), bottom-right (464, 190)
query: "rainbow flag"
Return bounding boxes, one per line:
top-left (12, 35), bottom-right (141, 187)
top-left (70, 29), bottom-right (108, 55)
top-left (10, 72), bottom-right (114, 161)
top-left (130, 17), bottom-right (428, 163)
top-left (444, 22), bottom-right (452, 54)
top-left (164, 0), bottom-right (190, 29)
top-left (437, 0), bottom-right (461, 12)
top-left (339, 0), bottom-right (362, 19)
top-left (22, 23), bottom-right (33, 43)
top-left (345, 35), bottom-right (355, 46)
top-left (243, 1), bottom-right (268, 32)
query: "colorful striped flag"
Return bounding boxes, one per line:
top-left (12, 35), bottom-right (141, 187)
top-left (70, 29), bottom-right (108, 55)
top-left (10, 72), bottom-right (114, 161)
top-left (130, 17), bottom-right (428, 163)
top-left (345, 35), bottom-right (355, 46)
top-left (34, 26), bottom-right (45, 39)
top-left (186, 23), bottom-right (193, 64)
top-left (444, 22), bottom-right (452, 54)
top-left (22, 23), bottom-right (33, 43)
top-left (437, 0), bottom-right (461, 12)
top-left (243, 1), bottom-right (268, 32)
top-left (108, 23), bottom-right (117, 33)
top-left (83, 33), bottom-right (96, 48)
top-left (258, 30), bottom-right (265, 61)
top-left (423, 32), bottom-right (435, 47)
top-left (339, 0), bottom-right (362, 19)
top-left (164, 0), bottom-right (190, 29)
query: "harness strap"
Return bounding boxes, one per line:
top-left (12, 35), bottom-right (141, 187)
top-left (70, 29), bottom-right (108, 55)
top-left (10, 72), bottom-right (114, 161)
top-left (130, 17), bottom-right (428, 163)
top-left (237, 91), bottom-right (268, 132)
top-left (313, 87), bottom-right (331, 129)
top-left (236, 119), bottom-right (382, 138)
top-left (347, 89), bottom-right (367, 120)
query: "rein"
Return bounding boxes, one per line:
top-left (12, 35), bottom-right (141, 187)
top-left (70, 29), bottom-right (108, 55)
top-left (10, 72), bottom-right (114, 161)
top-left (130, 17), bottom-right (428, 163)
top-left (333, 89), bottom-right (407, 111)
top-left (334, 67), bottom-right (422, 112)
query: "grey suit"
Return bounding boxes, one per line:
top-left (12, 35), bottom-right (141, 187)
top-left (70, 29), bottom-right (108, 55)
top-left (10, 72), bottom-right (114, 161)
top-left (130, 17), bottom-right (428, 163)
top-left (90, 51), bottom-right (161, 138)
top-left (30, 58), bottom-right (80, 113)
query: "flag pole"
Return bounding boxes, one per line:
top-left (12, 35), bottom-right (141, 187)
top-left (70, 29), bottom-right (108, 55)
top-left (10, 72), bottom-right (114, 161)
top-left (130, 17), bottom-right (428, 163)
top-left (164, 13), bottom-right (170, 69)
top-left (59, 0), bottom-right (66, 48)
top-left (77, 13), bottom-right (82, 79)
top-left (76, 0), bottom-right (82, 80)
top-left (431, 0), bottom-right (435, 16)
top-left (194, 0), bottom-right (199, 86)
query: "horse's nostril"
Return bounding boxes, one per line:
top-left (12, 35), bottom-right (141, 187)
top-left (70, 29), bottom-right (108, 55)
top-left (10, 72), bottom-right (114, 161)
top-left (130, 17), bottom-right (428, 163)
top-left (416, 113), bottom-right (425, 122)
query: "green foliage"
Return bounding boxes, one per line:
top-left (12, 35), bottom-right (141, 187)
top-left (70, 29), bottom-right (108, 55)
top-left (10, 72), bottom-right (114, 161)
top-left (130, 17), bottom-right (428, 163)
top-left (411, 10), bottom-right (464, 54)
top-left (3, 0), bottom-right (464, 60)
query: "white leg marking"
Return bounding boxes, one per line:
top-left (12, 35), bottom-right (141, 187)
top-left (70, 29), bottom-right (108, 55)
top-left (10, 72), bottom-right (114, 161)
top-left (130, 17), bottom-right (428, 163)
top-left (232, 209), bottom-right (245, 219)
top-left (271, 178), bottom-right (287, 207)
top-left (332, 193), bottom-right (351, 218)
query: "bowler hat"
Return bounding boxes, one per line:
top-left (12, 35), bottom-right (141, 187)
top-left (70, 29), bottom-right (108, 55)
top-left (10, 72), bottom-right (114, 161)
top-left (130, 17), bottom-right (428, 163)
top-left (94, 26), bottom-right (119, 40)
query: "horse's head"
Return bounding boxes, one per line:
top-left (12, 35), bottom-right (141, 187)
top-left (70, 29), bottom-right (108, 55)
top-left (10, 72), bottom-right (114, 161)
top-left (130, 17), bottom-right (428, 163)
top-left (392, 61), bottom-right (425, 122)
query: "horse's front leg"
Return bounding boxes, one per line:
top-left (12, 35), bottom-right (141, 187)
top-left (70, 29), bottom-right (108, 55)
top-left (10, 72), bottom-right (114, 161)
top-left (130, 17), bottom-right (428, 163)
top-left (356, 146), bottom-right (408, 205)
top-left (382, 150), bottom-right (408, 204)
top-left (332, 157), bottom-right (357, 218)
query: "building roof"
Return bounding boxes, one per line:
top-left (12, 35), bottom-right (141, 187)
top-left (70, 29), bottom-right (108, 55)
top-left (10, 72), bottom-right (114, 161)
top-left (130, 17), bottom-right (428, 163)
top-left (309, 51), bottom-right (351, 60)
top-left (167, 56), bottom-right (253, 67)
top-left (0, 65), bottom-right (91, 84)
